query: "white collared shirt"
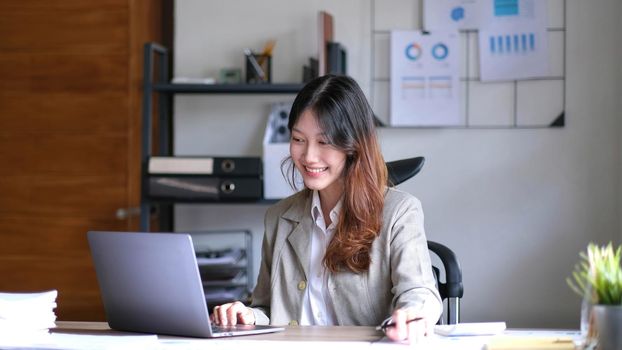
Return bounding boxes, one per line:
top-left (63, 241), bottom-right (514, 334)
top-left (300, 190), bottom-right (340, 325)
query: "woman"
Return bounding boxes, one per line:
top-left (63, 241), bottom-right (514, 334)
top-left (212, 75), bottom-right (441, 343)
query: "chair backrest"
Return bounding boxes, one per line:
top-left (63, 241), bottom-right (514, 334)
top-left (386, 157), bottom-right (464, 324)
top-left (386, 157), bottom-right (425, 186)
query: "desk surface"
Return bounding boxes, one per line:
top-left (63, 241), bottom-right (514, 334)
top-left (43, 322), bottom-right (580, 350)
top-left (54, 321), bottom-right (384, 342)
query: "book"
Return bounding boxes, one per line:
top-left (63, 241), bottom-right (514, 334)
top-left (148, 156), bottom-right (261, 177)
top-left (147, 176), bottom-right (262, 201)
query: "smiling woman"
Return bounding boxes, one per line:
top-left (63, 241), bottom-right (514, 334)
top-left (211, 75), bottom-right (442, 344)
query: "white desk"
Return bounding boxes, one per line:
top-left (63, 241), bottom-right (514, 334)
top-left (1, 322), bottom-right (581, 350)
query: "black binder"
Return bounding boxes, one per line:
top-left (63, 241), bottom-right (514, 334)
top-left (327, 41), bottom-right (347, 75)
top-left (147, 176), bottom-right (262, 201)
top-left (148, 156), bottom-right (262, 177)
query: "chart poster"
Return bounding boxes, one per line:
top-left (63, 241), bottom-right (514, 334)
top-left (479, 0), bottom-right (550, 81)
top-left (390, 31), bottom-right (461, 127)
top-left (423, 0), bottom-right (490, 31)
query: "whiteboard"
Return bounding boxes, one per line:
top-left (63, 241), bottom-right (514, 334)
top-left (371, 0), bottom-right (566, 129)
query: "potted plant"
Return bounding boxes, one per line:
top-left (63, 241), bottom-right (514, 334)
top-left (568, 242), bottom-right (622, 350)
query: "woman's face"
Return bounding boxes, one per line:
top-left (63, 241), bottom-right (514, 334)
top-left (290, 109), bottom-right (347, 198)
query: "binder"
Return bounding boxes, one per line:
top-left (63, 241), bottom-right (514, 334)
top-left (147, 176), bottom-right (262, 201)
top-left (148, 156), bottom-right (262, 177)
top-left (317, 11), bottom-right (334, 76)
top-left (327, 41), bottom-right (347, 75)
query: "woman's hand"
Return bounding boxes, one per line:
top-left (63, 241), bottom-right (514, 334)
top-left (384, 307), bottom-right (431, 344)
top-left (211, 301), bottom-right (256, 326)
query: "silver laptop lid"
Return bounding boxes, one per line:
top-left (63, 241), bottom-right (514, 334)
top-left (88, 231), bottom-right (213, 337)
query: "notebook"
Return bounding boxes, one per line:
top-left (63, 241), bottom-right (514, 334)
top-left (87, 231), bottom-right (284, 338)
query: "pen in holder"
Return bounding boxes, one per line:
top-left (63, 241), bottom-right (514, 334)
top-left (244, 48), bottom-right (271, 84)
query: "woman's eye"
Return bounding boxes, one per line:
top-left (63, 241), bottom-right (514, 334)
top-left (291, 136), bottom-right (304, 143)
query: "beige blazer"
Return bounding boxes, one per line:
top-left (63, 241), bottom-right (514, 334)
top-left (250, 187), bottom-right (442, 326)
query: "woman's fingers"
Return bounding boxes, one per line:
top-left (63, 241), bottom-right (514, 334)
top-left (238, 305), bottom-right (256, 325)
top-left (225, 301), bottom-right (246, 325)
top-left (385, 307), bottom-right (428, 344)
top-left (385, 308), bottom-right (408, 341)
top-left (407, 312), bottom-right (426, 344)
top-left (213, 302), bottom-right (235, 326)
top-left (212, 301), bottom-right (255, 326)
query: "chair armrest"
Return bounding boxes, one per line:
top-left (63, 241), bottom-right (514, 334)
top-left (427, 241), bottom-right (464, 299)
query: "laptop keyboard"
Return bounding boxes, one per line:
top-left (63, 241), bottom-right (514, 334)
top-left (212, 324), bottom-right (256, 332)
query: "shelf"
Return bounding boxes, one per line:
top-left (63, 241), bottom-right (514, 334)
top-left (145, 197), bottom-right (278, 205)
top-left (190, 230), bottom-right (253, 305)
top-left (153, 83), bottom-right (304, 94)
top-left (141, 42), bottom-right (291, 231)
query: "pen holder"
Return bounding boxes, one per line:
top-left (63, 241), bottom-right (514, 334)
top-left (245, 53), bottom-right (271, 84)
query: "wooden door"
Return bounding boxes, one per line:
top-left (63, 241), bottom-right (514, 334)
top-left (0, 0), bottom-right (164, 320)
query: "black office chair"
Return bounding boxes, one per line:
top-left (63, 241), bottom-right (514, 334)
top-left (386, 157), bottom-right (464, 324)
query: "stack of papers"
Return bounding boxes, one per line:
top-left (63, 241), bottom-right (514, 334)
top-left (0, 290), bottom-right (58, 345)
top-left (196, 248), bottom-right (244, 267)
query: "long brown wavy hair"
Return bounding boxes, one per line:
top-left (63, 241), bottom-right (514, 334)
top-left (283, 75), bottom-right (388, 273)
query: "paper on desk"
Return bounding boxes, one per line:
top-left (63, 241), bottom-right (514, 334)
top-left (160, 339), bottom-right (379, 350)
top-left (0, 333), bottom-right (160, 350)
top-left (435, 322), bottom-right (507, 336)
top-left (0, 290), bottom-right (57, 314)
top-left (160, 339), bottom-right (485, 350)
top-left (0, 289), bottom-right (58, 343)
top-left (372, 334), bottom-right (490, 350)
top-left (0, 290), bottom-right (57, 302)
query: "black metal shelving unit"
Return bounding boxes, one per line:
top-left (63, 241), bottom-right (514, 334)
top-left (153, 83), bottom-right (304, 94)
top-left (140, 42), bottom-right (303, 231)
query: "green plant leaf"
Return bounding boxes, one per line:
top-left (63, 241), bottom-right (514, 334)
top-left (568, 242), bottom-right (622, 305)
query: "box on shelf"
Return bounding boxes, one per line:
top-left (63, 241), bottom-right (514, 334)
top-left (263, 102), bottom-right (301, 200)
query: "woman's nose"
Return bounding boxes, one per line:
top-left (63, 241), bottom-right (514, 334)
top-left (303, 143), bottom-right (319, 162)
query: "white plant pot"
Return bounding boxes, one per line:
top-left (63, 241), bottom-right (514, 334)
top-left (592, 304), bottom-right (622, 350)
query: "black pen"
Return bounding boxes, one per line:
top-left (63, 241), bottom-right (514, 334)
top-left (376, 317), bottom-right (424, 331)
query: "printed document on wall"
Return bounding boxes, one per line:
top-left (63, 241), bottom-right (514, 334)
top-left (390, 30), bottom-right (461, 127)
top-left (479, 0), bottom-right (550, 81)
top-left (424, 0), bottom-right (490, 30)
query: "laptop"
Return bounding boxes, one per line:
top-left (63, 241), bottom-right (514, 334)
top-left (87, 231), bottom-right (284, 338)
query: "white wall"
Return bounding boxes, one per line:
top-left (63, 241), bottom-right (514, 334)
top-left (173, 0), bottom-right (622, 328)
top-left (619, 3), bottom-right (622, 241)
